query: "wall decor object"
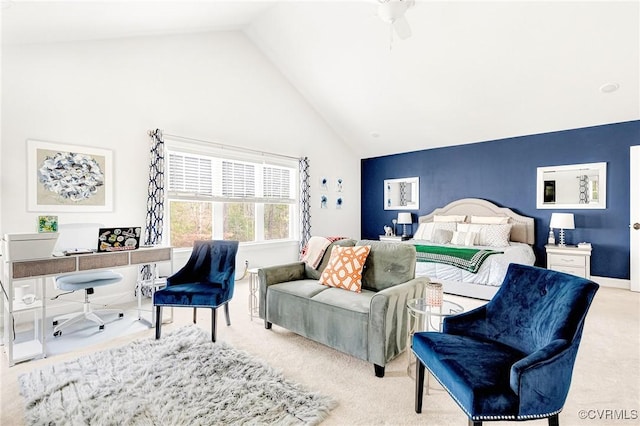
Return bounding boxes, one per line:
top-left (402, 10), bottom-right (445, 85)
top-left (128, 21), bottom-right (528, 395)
top-left (320, 195), bottom-right (328, 209)
top-left (536, 162), bottom-right (606, 209)
top-left (384, 177), bottom-right (419, 210)
top-left (336, 197), bottom-right (343, 209)
top-left (336, 178), bottom-right (343, 192)
top-left (27, 139), bottom-right (113, 212)
top-left (37, 215), bottom-right (58, 233)
top-left (320, 177), bottom-right (329, 191)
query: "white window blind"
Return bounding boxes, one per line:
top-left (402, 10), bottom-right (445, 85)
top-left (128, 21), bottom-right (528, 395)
top-left (167, 150), bottom-right (296, 204)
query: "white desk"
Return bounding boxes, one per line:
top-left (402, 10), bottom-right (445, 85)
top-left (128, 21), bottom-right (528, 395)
top-left (1, 247), bottom-right (172, 366)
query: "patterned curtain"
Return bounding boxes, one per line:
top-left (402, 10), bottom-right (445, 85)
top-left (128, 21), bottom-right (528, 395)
top-left (578, 175), bottom-right (589, 204)
top-left (139, 129), bottom-right (165, 290)
top-left (145, 129), bottom-right (166, 244)
top-left (299, 157), bottom-right (311, 254)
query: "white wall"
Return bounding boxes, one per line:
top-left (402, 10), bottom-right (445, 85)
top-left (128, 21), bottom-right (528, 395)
top-left (1, 31), bottom-right (360, 310)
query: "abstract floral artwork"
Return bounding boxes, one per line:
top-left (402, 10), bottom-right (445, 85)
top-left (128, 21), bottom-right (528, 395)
top-left (27, 140), bottom-right (113, 212)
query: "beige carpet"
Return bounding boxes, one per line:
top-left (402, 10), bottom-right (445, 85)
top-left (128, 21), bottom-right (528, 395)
top-left (2, 279), bottom-right (638, 426)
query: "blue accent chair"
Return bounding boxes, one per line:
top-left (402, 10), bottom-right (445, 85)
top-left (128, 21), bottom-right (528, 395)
top-left (412, 264), bottom-right (599, 426)
top-left (154, 240), bottom-right (239, 342)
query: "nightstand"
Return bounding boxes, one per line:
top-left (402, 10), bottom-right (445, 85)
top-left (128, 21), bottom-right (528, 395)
top-left (545, 244), bottom-right (592, 279)
top-left (379, 235), bottom-right (411, 241)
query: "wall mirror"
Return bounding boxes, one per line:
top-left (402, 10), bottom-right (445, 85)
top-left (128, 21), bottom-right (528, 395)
top-left (536, 162), bottom-right (607, 209)
top-left (384, 177), bottom-right (419, 210)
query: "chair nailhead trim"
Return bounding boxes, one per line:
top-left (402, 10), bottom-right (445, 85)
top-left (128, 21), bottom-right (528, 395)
top-left (414, 355), bottom-right (563, 422)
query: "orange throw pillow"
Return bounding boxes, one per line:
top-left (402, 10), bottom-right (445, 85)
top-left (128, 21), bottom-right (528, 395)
top-left (319, 245), bottom-right (371, 293)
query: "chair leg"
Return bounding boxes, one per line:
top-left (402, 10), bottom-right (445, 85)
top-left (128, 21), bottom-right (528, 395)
top-left (155, 306), bottom-right (162, 339)
top-left (211, 307), bottom-right (218, 342)
top-left (193, 307), bottom-right (197, 324)
top-left (224, 302), bottom-right (231, 326)
top-left (548, 414), bottom-right (559, 426)
top-left (469, 420), bottom-right (482, 426)
top-left (415, 360), bottom-right (425, 413)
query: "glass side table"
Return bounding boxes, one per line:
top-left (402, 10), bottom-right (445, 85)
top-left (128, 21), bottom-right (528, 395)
top-left (407, 298), bottom-right (464, 388)
top-left (248, 268), bottom-right (260, 320)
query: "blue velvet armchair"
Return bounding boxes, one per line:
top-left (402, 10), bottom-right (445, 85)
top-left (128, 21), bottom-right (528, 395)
top-left (412, 263), bottom-right (599, 426)
top-left (154, 240), bottom-right (239, 342)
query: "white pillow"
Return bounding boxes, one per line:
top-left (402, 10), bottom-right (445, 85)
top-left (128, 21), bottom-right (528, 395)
top-left (470, 215), bottom-right (509, 225)
top-left (451, 231), bottom-right (477, 246)
top-left (413, 223), bottom-right (431, 240)
top-left (457, 223), bottom-right (512, 247)
top-left (433, 214), bottom-right (466, 223)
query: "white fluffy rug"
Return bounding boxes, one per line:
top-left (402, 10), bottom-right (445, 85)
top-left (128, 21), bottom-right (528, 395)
top-left (18, 326), bottom-right (336, 425)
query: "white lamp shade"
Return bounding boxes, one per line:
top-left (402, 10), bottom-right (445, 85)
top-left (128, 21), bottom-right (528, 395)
top-left (397, 212), bottom-right (412, 225)
top-left (549, 213), bottom-right (575, 230)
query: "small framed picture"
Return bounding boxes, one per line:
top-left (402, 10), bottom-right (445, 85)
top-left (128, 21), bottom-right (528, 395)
top-left (38, 215), bottom-right (58, 233)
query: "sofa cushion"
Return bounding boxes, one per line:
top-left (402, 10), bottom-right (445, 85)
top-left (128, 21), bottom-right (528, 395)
top-left (357, 240), bottom-right (417, 292)
top-left (304, 239), bottom-right (356, 280)
top-left (311, 286), bottom-right (375, 314)
top-left (319, 245), bottom-right (371, 293)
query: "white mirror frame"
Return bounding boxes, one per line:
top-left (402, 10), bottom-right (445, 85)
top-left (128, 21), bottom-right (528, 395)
top-left (536, 162), bottom-right (607, 209)
top-left (384, 177), bottom-right (420, 210)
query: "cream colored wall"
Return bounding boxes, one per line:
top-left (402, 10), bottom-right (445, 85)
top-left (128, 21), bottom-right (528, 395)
top-left (1, 31), bottom-right (360, 311)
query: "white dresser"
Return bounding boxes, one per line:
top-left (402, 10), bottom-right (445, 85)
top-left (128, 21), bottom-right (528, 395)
top-left (545, 244), bottom-right (592, 279)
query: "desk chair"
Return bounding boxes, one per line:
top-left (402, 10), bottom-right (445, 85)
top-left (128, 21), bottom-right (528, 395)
top-left (52, 270), bottom-right (124, 337)
top-left (154, 240), bottom-right (239, 342)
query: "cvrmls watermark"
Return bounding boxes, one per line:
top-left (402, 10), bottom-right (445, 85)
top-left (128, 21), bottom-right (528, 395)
top-left (578, 409), bottom-right (638, 421)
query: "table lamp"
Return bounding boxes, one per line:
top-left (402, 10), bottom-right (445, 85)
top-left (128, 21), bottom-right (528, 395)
top-left (549, 213), bottom-right (575, 247)
top-left (397, 212), bottom-right (412, 237)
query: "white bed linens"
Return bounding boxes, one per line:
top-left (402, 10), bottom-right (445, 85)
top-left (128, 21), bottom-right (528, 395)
top-left (411, 241), bottom-right (535, 287)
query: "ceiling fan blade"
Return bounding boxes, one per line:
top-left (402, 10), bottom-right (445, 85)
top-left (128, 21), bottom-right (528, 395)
top-left (393, 16), bottom-right (412, 39)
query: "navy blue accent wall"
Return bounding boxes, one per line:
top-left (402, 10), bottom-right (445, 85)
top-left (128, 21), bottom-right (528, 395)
top-left (361, 120), bottom-right (640, 280)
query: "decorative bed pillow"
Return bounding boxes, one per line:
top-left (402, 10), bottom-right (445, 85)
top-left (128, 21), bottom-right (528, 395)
top-left (431, 228), bottom-right (454, 244)
top-left (470, 215), bottom-right (510, 225)
top-left (319, 245), bottom-right (371, 293)
top-left (434, 214), bottom-right (466, 223)
top-left (457, 223), bottom-right (512, 247)
top-left (415, 222), bottom-right (457, 241)
top-left (451, 231), bottom-right (478, 246)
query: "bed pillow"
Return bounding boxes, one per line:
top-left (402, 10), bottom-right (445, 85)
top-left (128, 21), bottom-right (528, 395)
top-left (457, 223), bottom-right (512, 247)
top-left (319, 245), bottom-right (371, 293)
top-left (413, 223), bottom-right (431, 240)
top-left (470, 215), bottom-right (510, 225)
top-left (431, 228), bottom-right (454, 244)
top-left (434, 214), bottom-right (466, 223)
top-left (451, 231), bottom-right (478, 246)
top-left (416, 222), bottom-right (457, 241)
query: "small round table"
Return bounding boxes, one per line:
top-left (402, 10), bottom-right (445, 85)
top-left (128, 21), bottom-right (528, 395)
top-left (247, 268), bottom-right (260, 320)
top-left (406, 298), bottom-right (464, 384)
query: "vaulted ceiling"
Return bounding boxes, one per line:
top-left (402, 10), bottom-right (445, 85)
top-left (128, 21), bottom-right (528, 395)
top-left (3, 1), bottom-right (638, 158)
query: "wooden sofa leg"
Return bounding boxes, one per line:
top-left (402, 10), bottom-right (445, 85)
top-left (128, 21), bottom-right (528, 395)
top-left (415, 361), bottom-right (424, 413)
top-left (265, 321), bottom-right (272, 329)
top-left (548, 414), bottom-right (559, 426)
top-left (374, 364), bottom-right (385, 378)
top-left (468, 420), bottom-right (482, 426)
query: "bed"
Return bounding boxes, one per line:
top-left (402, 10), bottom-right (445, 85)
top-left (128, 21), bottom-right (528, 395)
top-left (410, 198), bottom-right (535, 300)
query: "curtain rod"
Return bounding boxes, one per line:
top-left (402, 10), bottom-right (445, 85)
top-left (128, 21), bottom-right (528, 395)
top-left (149, 130), bottom-right (300, 161)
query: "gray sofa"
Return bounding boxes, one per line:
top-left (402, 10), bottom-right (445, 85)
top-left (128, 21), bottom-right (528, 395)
top-left (258, 239), bottom-right (427, 377)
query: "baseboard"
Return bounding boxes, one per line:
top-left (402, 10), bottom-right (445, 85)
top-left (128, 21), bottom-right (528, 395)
top-left (591, 275), bottom-right (630, 290)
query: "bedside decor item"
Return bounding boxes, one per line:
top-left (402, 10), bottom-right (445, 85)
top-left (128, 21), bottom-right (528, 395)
top-left (37, 215), bottom-right (58, 233)
top-left (398, 212), bottom-right (412, 237)
top-left (547, 228), bottom-right (556, 245)
top-left (19, 326), bottom-right (336, 425)
top-left (549, 212), bottom-right (575, 246)
top-left (392, 218), bottom-right (397, 235)
top-left (27, 139), bottom-right (113, 212)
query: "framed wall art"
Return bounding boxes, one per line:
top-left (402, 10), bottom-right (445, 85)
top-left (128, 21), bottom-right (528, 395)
top-left (27, 139), bottom-right (114, 212)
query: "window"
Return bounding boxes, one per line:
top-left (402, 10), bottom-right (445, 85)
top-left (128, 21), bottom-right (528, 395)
top-left (166, 145), bottom-right (298, 248)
